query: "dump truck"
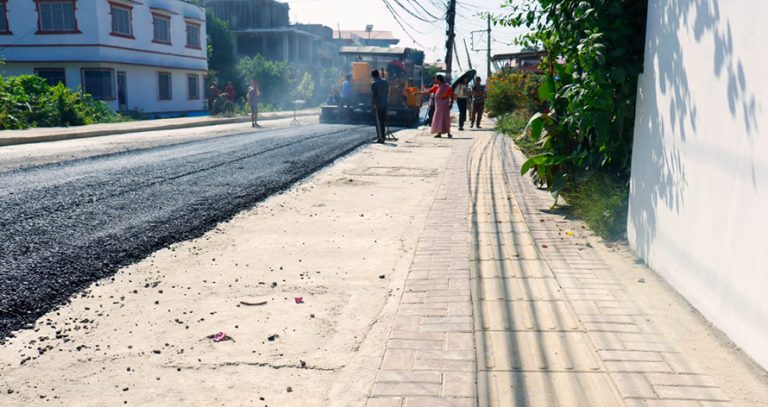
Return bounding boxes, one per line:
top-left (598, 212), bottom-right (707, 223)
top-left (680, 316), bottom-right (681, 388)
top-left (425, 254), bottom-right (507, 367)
top-left (320, 46), bottom-right (426, 128)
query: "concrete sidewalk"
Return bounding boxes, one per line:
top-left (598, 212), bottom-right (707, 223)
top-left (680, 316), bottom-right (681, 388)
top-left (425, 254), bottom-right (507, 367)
top-left (0, 109), bottom-right (319, 147)
top-left (366, 129), bottom-right (768, 406)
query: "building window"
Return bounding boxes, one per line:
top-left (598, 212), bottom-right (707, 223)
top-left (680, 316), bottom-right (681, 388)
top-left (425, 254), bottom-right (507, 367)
top-left (0, 1), bottom-right (10, 34)
top-left (158, 72), bottom-right (172, 100)
top-left (185, 22), bottom-right (200, 49)
top-left (110, 2), bottom-right (132, 38)
top-left (37, 0), bottom-right (79, 33)
top-left (187, 74), bottom-right (199, 100)
top-left (152, 13), bottom-right (170, 44)
top-left (82, 69), bottom-right (115, 100)
top-left (35, 68), bottom-right (66, 86)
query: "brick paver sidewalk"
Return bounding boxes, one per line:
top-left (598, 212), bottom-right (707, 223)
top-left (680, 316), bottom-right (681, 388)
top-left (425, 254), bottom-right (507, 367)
top-left (366, 135), bottom-right (476, 407)
top-left (366, 130), bottom-right (732, 407)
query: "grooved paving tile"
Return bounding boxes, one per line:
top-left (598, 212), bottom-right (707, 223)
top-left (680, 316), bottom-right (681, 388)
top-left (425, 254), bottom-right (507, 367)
top-left (474, 276), bottom-right (564, 301)
top-left (477, 331), bottom-right (603, 372)
top-left (474, 221), bottom-right (530, 234)
top-left (473, 231), bottom-right (536, 246)
top-left (470, 259), bottom-right (553, 279)
top-left (477, 300), bottom-right (582, 331)
top-left (477, 371), bottom-right (621, 407)
top-left (470, 242), bottom-right (540, 261)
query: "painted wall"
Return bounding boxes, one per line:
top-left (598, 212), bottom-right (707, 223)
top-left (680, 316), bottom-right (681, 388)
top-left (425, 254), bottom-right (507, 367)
top-left (629, 0), bottom-right (768, 369)
top-left (2, 62), bottom-right (206, 114)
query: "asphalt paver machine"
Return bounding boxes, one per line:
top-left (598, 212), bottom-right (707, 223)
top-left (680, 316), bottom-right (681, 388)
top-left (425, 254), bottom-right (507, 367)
top-left (320, 46), bottom-right (425, 128)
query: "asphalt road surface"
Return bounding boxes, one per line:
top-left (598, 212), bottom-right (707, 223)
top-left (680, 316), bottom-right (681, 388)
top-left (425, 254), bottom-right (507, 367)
top-left (0, 124), bottom-right (375, 340)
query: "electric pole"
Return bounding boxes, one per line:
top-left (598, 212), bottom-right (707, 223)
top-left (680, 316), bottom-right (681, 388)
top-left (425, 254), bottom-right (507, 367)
top-left (454, 41), bottom-right (463, 72)
top-left (464, 38), bottom-right (473, 70)
top-left (444, 0), bottom-right (457, 78)
top-left (486, 13), bottom-right (492, 80)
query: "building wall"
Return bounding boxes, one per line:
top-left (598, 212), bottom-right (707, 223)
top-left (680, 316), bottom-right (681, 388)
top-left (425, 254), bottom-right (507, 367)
top-left (205, 0), bottom-right (289, 30)
top-left (0, 0), bottom-right (207, 114)
top-left (2, 62), bottom-right (206, 115)
top-left (629, 0), bottom-right (768, 369)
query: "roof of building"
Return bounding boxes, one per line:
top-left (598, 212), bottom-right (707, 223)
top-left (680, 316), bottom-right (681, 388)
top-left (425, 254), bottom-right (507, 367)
top-left (334, 30), bottom-right (399, 42)
top-left (491, 50), bottom-right (547, 62)
top-left (339, 46), bottom-right (406, 56)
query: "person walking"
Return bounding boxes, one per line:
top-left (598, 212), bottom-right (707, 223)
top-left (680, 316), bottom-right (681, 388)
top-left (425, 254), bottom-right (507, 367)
top-left (431, 74), bottom-right (454, 138)
top-left (455, 77), bottom-right (470, 130)
top-left (247, 80), bottom-right (261, 128)
top-left (208, 82), bottom-right (221, 114)
top-left (371, 69), bottom-right (389, 144)
top-left (425, 76), bottom-right (438, 126)
top-left (470, 76), bottom-right (487, 129)
top-left (341, 74), bottom-right (354, 107)
top-left (225, 81), bottom-right (235, 102)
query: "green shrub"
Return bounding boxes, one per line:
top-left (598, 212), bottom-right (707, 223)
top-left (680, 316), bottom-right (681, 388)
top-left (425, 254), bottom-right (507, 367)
top-left (502, 0), bottom-right (647, 195)
top-left (486, 72), bottom-right (544, 117)
top-left (0, 74), bottom-right (123, 129)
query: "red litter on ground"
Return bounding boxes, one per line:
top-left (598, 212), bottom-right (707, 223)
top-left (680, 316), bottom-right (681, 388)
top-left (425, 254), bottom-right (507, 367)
top-left (294, 297), bottom-right (304, 304)
top-left (211, 332), bottom-right (233, 342)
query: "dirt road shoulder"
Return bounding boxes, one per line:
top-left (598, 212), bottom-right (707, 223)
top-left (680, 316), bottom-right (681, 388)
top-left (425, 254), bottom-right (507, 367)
top-left (0, 127), bottom-right (455, 407)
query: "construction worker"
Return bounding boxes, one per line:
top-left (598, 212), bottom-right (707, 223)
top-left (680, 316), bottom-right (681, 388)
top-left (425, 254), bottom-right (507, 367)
top-left (371, 70), bottom-right (389, 144)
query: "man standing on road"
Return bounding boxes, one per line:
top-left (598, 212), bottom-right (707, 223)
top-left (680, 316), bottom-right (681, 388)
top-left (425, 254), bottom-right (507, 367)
top-left (371, 70), bottom-right (389, 144)
top-left (341, 74), bottom-right (354, 108)
top-left (470, 76), bottom-right (487, 129)
top-left (247, 80), bottom-right (261, 128)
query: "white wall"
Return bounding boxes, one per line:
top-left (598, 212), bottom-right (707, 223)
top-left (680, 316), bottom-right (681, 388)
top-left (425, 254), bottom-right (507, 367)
top-left (1, 62), bottom-right (206, 114)
top-left (0, 0), bottom-right (207, 114)
top-left (629, 0), bottom-right (768, 369)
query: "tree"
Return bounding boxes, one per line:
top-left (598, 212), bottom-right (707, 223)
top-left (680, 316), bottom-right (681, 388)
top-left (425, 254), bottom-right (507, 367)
top-left (294, 72), bottom-right (315, 101)
top-left (206, 10), bottom-right (237, 88)
top-left (237, 55), bottom-right (293, 108)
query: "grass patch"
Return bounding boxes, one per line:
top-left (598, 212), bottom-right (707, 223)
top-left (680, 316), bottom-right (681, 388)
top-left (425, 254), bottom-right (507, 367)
top-left (496, 109), bottom-right (529, 137)
top-left (561, 174), bottom-right (629, 241)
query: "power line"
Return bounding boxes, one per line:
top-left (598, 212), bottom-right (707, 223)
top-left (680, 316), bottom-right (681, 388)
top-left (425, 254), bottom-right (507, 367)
top-left (380, 0), bottom-right (429, 47)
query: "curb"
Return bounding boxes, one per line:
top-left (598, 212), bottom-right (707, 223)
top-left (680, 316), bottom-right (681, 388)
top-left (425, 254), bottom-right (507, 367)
top-left (0, 110), bottom-right (319, 148)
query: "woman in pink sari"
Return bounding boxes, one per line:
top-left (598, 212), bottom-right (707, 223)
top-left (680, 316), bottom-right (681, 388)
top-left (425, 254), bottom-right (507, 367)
top-left (431, 75), bottom-right (454, 138)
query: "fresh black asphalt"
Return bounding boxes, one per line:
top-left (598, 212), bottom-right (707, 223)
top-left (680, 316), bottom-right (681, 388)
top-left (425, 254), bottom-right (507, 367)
top-left (0, 124), bottom-right (375, 340)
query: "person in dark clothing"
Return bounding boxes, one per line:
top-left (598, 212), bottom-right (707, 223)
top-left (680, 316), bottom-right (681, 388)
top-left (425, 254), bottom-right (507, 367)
top-left (371, 69), bottom-right (389, 144)
top-left (470, 76), bottom-right (487, 129)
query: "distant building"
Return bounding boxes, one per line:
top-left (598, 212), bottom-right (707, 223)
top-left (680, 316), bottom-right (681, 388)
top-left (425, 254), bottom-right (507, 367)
top-left (206, 0), bottom-right (339, 68)
top-left (0, 0), bottom-right (208, 117)
top-left (334, 30), bottom-right (400, 48)
top-left (491, 51), bottom-right (546, 74)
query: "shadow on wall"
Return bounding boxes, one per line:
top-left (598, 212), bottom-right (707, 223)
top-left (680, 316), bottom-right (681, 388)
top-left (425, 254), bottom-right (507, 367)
top-left (630, 0), bottom-right (760, 259)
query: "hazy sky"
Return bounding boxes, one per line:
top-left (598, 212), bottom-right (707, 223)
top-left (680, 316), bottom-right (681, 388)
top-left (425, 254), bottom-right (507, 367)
top-left (285, 0), bottom-right (526, 76)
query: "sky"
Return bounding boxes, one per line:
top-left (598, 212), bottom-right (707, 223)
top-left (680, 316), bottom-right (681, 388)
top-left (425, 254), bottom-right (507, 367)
top-left (284, 0), bottom-right (527, 77)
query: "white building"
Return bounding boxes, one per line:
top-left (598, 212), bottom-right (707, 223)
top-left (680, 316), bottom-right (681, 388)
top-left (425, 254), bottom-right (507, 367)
top-left (0, 0), bottom-right (208, 117)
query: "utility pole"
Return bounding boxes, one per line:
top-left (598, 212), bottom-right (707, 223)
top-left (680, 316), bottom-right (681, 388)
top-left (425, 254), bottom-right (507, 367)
top-left (464, 38), bottom-right (473, 70)
top-left (486, 13), bottom-right (492, 80)
top-left (444, 0), bottom-right (457, 78)
top-left (453, 41), bottom-right (463, 72)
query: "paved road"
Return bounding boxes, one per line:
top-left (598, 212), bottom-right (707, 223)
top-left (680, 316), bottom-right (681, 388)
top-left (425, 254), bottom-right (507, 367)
top-left (0, 124), bottom-right (375, 339)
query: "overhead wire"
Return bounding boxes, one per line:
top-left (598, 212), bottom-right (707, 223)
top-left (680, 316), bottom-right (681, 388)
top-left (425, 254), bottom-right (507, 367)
top-left (380, 0), bottom-right (430, 47)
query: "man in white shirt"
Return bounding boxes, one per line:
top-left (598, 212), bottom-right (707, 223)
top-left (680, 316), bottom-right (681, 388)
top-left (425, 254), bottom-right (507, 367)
top-left (455, 77), bottom-right (471, 130)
